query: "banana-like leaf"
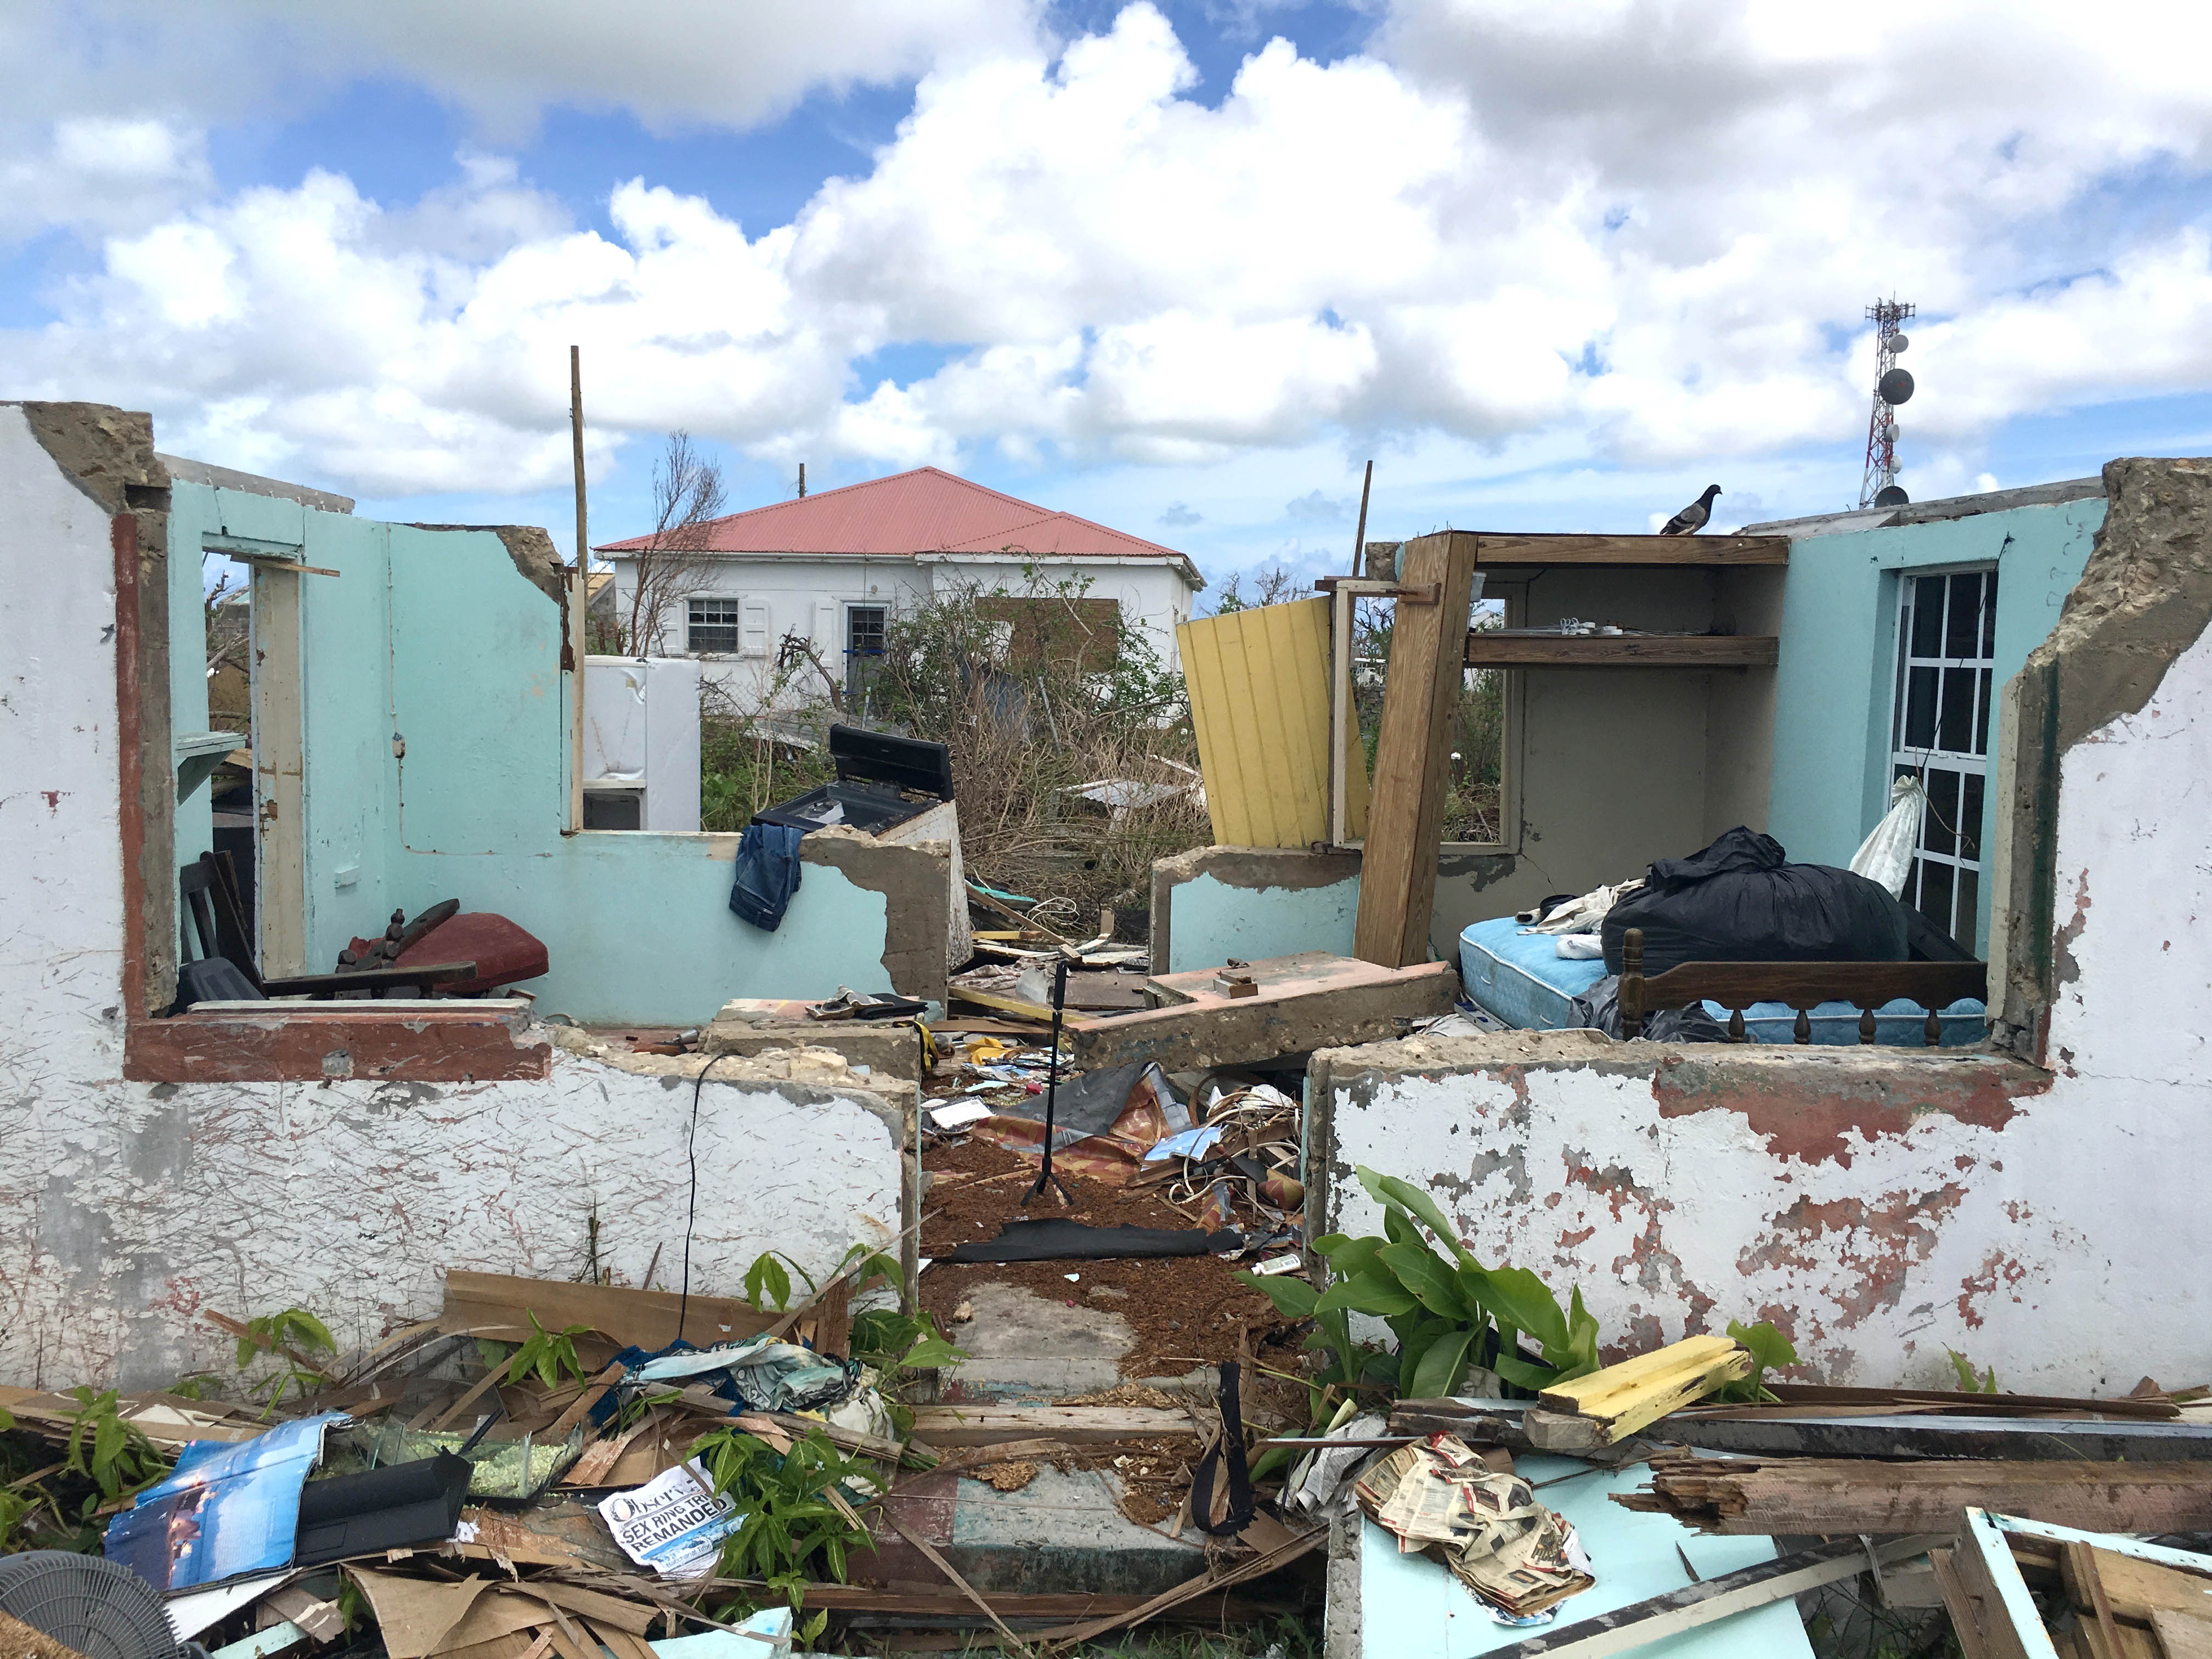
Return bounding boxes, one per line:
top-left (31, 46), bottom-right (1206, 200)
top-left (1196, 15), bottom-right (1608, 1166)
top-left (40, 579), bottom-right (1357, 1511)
top-left (1375, 1243), bottom-right (1469, 1321)
top-left (1489, 1348), bottom-right (1560, 1391)
top-left (1480, 1266), bottom-right (1571, 1355)
top-left (1357, 1167), bottom-right (1474, 1264)
top-left (1382, 1208), bottom-right (1422, 1249)
top-left (1237, 1270), bottom-right (1319, 1319)
top-left (1314, 1271), bottom-right (1418, 1317)
top-left (1321, 1236), bottom-right (1388, 1282)
top-left (1555, 1288), bottom-right (1602, 1380)
top-left (1409, 1328), bottom-right (1478, 1400)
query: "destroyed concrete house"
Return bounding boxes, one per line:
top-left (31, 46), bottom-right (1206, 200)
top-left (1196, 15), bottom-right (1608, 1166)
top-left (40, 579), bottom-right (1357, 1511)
top-left (7, 392), bottom-right (2212, 1658)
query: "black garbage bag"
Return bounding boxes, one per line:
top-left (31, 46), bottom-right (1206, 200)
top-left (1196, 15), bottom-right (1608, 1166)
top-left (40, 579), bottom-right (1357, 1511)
top-left (1601, 826), bottom-right (1908, 975)
top-left (1568, 974), bottom-right (1731, 1043)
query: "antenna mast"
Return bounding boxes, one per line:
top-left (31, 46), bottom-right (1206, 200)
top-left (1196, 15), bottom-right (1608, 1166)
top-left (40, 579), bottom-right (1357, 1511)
top-left (1859, 298), bottom-right (1916, 507)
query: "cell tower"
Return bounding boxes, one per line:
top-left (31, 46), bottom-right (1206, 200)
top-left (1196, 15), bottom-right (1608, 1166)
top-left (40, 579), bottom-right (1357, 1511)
top-left (1859, 298), bottom-right (1916, 507)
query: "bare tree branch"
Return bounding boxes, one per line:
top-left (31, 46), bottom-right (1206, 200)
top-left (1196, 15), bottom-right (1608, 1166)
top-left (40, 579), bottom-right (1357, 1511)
top-left (620, 430), bottom-right (729, 654)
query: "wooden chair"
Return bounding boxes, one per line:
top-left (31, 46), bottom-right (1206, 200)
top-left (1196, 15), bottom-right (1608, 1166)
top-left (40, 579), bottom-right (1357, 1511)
top-left (1616, 927), bottom-right (1988, 1047)
top-left (179, 850), bottom-right (475, 1000)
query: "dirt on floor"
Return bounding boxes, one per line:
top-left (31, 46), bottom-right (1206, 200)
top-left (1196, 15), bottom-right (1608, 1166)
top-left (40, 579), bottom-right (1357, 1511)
top-left (916, 1133), bottom-right (1315, 1457)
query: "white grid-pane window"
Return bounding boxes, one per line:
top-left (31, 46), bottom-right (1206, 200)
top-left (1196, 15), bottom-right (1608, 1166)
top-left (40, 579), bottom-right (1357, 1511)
top-left (688, 597), bottom-right (741, 654)
top-left (845, 604), bottom-right (887, 702)
top-left (1889, 568), bottom-right (1997, 947)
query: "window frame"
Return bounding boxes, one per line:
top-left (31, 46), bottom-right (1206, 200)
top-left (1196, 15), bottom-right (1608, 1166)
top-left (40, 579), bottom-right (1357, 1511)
top-left (687, 594), bottom-right (743, 656)
top-left (1886, 564), bottom-right (1999, 949)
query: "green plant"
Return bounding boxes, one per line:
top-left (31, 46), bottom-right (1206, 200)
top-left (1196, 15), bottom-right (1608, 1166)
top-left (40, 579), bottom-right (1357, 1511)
top-left (849, 1310), bottom-right (967, 1374)
top-left (505, 1313), bottom-right (594, 1390)
top-left (696, 1426), bottom-right (878, 1611)
top-left (60, 1389), bottom-right (170, 1517)
top-left (1948, 1348), bottom-right (1999, 1393)
top-left (1712, 1320), bottom-right (1799, 1404)
top-left (1239, 1166), bottom-right (1600, 1420)
top-left (234, 1307), bottom-right (338, 1408)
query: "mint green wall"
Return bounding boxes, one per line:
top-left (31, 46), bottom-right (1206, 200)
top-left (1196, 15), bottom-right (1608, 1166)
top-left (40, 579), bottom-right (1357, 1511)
top-left (1766, 496), bottom-right (2104, 949)
top-left (166, 490), bottom-right (898, 1024)
top-left (1163, 871), bottom-right (1359, 974)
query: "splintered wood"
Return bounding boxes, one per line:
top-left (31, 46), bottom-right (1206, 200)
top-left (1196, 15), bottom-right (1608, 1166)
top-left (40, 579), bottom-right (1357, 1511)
top-left (1620, 1455), bottom-right (2212, 1535)
top-left (1526, 1334), bottom-right (1753, 1449)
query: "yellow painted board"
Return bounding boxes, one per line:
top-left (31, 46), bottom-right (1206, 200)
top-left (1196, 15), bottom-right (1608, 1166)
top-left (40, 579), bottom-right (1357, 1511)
top-left (1178, 597), bottom-right (1368, 848)
top-left (1538, 1335), bottom-right (1751, 1441)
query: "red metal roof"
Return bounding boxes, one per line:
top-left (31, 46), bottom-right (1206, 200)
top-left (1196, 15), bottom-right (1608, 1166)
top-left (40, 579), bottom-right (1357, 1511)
top-left (595, 466), bottom-right (1195, 580)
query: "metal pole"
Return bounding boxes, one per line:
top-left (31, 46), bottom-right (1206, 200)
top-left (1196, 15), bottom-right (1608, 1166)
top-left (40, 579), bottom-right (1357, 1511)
top-left (1022, 957), bottom-right (1074, 1210)
top-left (569, 345), bottom-right (588, 833)
top-left (1349, 459), bottom-right (1373, 575)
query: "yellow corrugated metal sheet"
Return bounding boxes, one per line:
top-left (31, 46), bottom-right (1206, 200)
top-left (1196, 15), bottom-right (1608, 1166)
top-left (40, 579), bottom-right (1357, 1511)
top-left (1178, 597), bottom-right (1368, 847)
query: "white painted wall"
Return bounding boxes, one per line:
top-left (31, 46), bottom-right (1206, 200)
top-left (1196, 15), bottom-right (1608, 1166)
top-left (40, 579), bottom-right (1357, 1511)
top-left (608, 551), bottom-right (1196, 713)
top-left (1320, 616), bottom-right (2212, 1395)
top-left (0, 409), bottom-right (907, 1391)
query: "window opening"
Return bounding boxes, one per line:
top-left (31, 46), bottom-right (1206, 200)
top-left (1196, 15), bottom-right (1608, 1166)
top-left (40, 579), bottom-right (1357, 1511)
top-left (846, 603), bottom-right (888, 706)
top-left (1889, 568), bottom-right (1996, 946)
top-left (687, 596), bottom-right (741, 654)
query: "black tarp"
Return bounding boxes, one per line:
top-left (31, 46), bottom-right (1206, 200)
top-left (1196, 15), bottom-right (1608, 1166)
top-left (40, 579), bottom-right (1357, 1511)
top-left (1601, 826), bottom-right (1909, 976)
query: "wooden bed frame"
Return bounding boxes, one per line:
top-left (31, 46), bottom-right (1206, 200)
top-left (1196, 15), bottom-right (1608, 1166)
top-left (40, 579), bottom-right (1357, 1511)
top-left (1616, 927), bottom-right (1989, 1046)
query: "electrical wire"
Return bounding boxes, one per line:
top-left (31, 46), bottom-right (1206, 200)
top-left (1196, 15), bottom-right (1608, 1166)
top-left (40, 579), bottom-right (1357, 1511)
top-left (679, 1052), bottom-right (737, 1344)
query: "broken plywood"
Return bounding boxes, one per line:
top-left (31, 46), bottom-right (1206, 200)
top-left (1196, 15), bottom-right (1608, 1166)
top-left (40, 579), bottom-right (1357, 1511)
top-left (1066, 952), bottom-right (1458, 1072)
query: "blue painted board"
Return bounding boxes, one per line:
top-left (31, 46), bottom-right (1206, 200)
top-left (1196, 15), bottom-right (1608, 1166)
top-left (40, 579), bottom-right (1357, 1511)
top-left (1354, 1454), bottom-right (1813, 1658)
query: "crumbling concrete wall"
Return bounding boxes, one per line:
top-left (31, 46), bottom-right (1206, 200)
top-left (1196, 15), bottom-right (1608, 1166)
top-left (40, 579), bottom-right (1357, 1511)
top-left (1150, 845), bottom-right (1361, 973)
top-left (0, 404), bottom-right (911, 1391)
top-left (1312, 459), bottom-right (2212, 1393)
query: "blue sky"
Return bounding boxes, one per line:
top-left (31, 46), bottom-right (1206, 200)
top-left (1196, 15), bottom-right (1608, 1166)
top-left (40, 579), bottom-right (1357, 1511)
top-left (4, 0), bottom-right (2209, 599)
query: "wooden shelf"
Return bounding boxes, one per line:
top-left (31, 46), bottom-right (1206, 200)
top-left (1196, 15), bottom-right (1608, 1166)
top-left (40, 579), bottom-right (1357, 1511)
top-left (1471, 532), bottom-right (1788, 568)
top-left (1465, 633), bottom-right (1779, 668)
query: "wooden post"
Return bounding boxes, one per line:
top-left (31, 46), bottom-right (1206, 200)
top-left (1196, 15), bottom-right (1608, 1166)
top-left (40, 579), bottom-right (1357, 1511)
top-left (1348, 458), bottom-right (1372, 576)
top-left (1351, 531), bottom-right (1479, 967)
top-left (569, 345), bottom-right (588, 834)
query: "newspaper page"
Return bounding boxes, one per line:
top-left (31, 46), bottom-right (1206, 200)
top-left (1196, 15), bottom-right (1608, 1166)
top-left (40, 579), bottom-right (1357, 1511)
top-left (596, 1458), bottom-right (745, 1579)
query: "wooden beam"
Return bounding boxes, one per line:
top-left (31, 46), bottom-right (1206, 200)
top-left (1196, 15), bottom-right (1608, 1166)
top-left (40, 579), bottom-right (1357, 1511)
top-left (1665, 1413), bottom-right (2212, 1463)
top-left (1066, 958), bottom-right (1457, 1072)
top-left (1471, 532), bottom-right (1788, 567)
top-left (1618, 1455), bottom-right (2212, 1536)
top-left (1465, 633), bottom-right (1778, 668)
top-left (1353, 529), bottom-right (1480, 967)
top-left (907, 1404), bottom-right (1201, 1447)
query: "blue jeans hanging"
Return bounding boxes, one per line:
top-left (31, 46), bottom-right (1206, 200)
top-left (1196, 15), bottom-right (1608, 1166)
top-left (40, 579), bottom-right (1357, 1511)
top-left (730, 822), bottom-right (806, 930)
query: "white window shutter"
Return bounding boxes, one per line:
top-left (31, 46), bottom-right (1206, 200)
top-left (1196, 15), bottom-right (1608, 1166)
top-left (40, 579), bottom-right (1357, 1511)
top-left (741, 600), bottom-right (770, 656)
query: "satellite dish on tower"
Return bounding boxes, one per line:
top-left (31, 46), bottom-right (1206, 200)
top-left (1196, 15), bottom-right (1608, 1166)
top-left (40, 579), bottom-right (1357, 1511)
top-left (1888, 332), bottom-right (1910, 353)
top-left (1878, 368), bottom-right (1915, 404)
top-left (1874, 485), bottom-right (1909, 507)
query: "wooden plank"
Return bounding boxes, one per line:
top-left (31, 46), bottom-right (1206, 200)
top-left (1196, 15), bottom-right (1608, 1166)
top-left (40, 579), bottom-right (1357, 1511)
top-left (907, 1404), bottom-right (1199, 1448)
top-left (1464, 633), bottom-right (1778, 668)
top-left (1484, 1533), bottom-right (1943, 1658)
top-left (1666, 1413), bottom-right (2212, 1463)
top-left (1535, 1335), bottom-right (1751, 1443)
top-left (439, 1270), bottom-right (784, 1355)
top-left (2151, 1611), bottom-right (2212, 1658)
top-left (1470, 532), bottom-right (1789, 567)
top-left (1759, 1385), bottom-right (2179, 1420)
top-left (1354, 530), bottom-right (1480, 966)
top-left (1066, 959), bottom-right (1457, 1072)
top-left (1619, 1457), bottom-right (2212, 1537)
top-left (2061, 1545), bottom-right (2212, 1626)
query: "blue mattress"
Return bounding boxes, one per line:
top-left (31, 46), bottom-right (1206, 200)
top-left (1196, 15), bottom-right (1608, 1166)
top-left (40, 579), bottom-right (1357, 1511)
top-left (1457, 916), bottom-right (1988, 1046)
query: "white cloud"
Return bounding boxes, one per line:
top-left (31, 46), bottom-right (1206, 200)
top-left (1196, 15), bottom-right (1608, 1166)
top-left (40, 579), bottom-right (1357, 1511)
top-left (6, 0), bottom-right (2212, 522)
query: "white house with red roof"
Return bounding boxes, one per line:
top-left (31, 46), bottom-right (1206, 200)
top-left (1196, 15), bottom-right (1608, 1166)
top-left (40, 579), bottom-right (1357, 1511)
top-left (594, 466), bottom-right (1203, 711)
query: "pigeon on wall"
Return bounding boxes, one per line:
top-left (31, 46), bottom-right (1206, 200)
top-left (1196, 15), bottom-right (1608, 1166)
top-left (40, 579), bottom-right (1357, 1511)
top-left (1660, 484), bottom-right (1722, 536)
